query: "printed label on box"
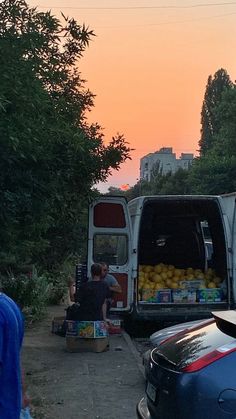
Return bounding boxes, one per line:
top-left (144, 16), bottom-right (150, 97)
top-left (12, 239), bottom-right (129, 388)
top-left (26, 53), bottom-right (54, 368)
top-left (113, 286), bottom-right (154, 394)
top-left (197, 288), bottom-right (223, 303)
top-left (180, 280), bottom-right (205, 290)
top-left (78, 321), bottom-right (95, 338)
top-left (66, 320), bottom-right (78, 336)
top-left (141, 289), bottom-right (156, 303)
top-left (156, 289), bottom-right (172, 303)
top-left (94, 321), bottom-right (108, 338)
top-left (66, 320), bottom-right (108, 338)
top-left (172, 289), bottom-right (196, 303)
top-left (109, 319), bottom-right (121, 327)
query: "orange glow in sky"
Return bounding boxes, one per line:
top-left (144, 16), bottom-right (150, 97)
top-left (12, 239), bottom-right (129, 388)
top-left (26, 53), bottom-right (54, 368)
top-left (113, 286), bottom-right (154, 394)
top-left (120, 184), bottom-right (131, 191)
top-left (29, 0), bottom-right (236, 191)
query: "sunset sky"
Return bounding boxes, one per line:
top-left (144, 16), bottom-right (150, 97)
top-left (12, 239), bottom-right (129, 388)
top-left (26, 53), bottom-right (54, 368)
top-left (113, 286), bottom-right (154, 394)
top-left (29, 0), bottom-right (236, 191)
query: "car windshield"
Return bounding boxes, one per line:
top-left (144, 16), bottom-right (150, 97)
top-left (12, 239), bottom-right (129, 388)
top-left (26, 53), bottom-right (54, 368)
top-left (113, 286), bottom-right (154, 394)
top-left (152, 321), bottom-right (236, 369)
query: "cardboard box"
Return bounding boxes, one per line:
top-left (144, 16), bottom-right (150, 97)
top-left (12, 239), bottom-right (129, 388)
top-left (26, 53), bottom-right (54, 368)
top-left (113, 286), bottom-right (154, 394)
top-left (141, 289), bottom-right (156, 303)
top-left (66, 336), bottom-right (109, 353)
top-left (180, 280), bottom-right (205, 290)
top-left (108, 319), bottom-right (122, 335)
top-left (172, 289), bottom-right (196, 303)
top-left (66, 320), bottom-right (108, 338)
top-left (197, 288), bottom-right (223, 303)
top-left (156, 289), bottom-right (172, 303)
top-left (51, 316), bottom-right (66, 335)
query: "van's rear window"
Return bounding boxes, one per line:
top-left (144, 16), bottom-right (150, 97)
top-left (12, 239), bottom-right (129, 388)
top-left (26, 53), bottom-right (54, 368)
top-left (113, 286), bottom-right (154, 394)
top-left (94, 203), bottom-right (126, 228)
top-left (153, 322), bottom-right (236, 369)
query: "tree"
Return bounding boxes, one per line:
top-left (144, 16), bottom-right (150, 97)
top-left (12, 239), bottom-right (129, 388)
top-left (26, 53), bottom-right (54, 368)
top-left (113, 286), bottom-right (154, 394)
top-left (107, 187), bottom-right (126, 196)
top-left (190, 86), bottom-right (236, 194)
top-left (0, 0), bottom-right (131, 272)
top-left (157, 169), bottom-right (191, 195)
top-left (199, 68), bottom-right (233, 155)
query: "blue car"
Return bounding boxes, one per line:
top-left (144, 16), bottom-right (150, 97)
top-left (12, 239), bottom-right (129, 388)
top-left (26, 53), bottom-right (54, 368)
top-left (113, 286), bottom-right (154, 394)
top-left (137, 311), bottom-right (236, 419)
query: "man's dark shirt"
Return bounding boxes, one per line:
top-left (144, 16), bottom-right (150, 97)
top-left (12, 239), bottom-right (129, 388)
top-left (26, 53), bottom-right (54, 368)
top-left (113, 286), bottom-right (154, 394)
top-left (76, 280), bottom-right (110, 321)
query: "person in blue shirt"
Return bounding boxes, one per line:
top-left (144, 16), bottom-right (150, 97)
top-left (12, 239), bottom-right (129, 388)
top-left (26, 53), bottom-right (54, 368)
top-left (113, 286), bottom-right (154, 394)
top-left (0, 292), bottom-right (24, 419)
top-left (100, 262), bottom-right (122, 315)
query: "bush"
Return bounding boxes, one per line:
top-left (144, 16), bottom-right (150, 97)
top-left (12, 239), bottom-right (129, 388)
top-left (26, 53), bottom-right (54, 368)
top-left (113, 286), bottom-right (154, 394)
top-left (0, 267), bottom-right (51, 323)
top-left (46, 254), bottom-right (79, 304)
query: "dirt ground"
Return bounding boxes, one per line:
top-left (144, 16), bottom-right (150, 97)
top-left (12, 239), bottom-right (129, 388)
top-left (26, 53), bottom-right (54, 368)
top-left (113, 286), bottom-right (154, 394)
top-left (22, 305), bottom-right (145, 419)
top-left (22, 305), bottom-right (67, 418)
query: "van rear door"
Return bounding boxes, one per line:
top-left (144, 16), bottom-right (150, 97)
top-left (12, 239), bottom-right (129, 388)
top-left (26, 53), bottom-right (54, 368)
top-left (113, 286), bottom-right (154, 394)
top-left (88, 196), bottom-right (132, 312)
top-left (222, 193), bottom-right (236, 307)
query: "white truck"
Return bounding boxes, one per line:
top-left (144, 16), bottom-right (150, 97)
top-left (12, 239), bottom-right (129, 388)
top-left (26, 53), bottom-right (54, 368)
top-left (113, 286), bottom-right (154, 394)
top-left (87, 193), bottom-right (236, 325)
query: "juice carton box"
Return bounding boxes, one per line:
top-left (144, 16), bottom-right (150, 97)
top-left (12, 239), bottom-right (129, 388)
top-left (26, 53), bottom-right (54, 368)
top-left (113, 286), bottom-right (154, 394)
top-left (141, 289), bottom-right (156, 303)
top-left (172, 289), bottom-right (196, 303)
top-left (156, 289), bottom-right (172, 303)
top-left (197, 288), bottom-right (223, 303)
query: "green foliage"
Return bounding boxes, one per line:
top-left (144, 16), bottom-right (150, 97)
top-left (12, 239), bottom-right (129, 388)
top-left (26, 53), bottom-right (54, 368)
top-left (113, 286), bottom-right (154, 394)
top-left (0, 268), bottom-right (50, 322)
top-left (155, 169), bottom-right (191, 195)
top-left (199, 68), bottom-right (233, 156)
top-left (190, 86), bottom-right (236, 194)
top-left (0, 0), bottom-right (131, 275)
top-left (107, 186), bottom-right (126, 196)
top-left (125, 169), bottom-right (191, 198)
top-left (46, 253), bottom-right (80, 304)
top-left (189, 154), bottom-right (236, 194)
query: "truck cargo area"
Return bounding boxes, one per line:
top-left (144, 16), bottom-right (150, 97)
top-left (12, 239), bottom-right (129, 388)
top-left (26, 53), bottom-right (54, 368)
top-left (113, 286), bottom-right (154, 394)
top-left (137, 197), bottom-right (229, 315)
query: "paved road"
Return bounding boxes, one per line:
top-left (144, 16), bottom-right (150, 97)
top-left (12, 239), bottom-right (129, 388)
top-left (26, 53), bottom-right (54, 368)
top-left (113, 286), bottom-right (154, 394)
top-left (22, 306), bottom-right (145, 419)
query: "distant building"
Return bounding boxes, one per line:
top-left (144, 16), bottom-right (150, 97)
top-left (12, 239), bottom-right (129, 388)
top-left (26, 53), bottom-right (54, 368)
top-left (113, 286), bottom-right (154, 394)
top-left (140, 147), bottom-right (194, 181)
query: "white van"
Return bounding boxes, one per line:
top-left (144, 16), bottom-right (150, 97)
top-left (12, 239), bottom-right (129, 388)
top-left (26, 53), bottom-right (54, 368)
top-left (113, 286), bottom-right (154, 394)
top-left (87, 193), bottom-right (236, 323)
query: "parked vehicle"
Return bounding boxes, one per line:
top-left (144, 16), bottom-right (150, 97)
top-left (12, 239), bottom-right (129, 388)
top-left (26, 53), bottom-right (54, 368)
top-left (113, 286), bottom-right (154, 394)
top-left (142, 318), bottom-right (210, 375)
top-left (150, 318), bottom-right (210, 347)
top-left (137, 310), bottom-right (236, 419)
top-left (87, 194), bottom-right (236, 324)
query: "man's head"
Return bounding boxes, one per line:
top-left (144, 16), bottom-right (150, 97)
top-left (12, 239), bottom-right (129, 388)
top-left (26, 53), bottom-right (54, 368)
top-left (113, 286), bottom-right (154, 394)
top-left (100, 262), bottom-right (108, 279)
top-left (91, 263), bottom-right (102, 279)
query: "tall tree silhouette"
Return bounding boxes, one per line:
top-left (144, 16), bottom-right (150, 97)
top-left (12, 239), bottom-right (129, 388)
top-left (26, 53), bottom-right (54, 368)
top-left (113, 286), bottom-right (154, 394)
top-left (199, 69), bottom-right (233, 156)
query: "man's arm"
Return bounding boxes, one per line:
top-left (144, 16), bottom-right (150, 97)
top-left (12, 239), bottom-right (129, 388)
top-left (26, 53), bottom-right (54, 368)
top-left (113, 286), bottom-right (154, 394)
top-left (109, 283), bottom-right (122, 293)
top-left (107, 274), bottom-right (122, 294)
top-left (102, 300), bottom-right (107, 321)
top-left (68, 277), bottom-right (76, 302)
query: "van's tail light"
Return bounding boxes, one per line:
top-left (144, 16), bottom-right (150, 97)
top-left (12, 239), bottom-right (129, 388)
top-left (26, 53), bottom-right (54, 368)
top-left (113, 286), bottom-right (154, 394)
top-left (182, 342), bottom-right (236, 372)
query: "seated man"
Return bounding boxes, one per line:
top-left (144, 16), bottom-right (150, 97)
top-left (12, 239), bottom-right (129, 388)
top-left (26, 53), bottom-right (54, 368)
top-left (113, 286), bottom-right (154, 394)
top-left (67, 264), bottom-right (110, 322)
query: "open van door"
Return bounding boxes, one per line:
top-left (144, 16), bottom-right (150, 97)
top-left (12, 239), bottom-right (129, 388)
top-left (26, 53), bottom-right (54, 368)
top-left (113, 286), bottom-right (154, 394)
top-left (87, 196), bottom-right (132, 312)
top-left (225, 194), bottom-right (236, 308)
top-left (219, 193), bottom-right (236, 309)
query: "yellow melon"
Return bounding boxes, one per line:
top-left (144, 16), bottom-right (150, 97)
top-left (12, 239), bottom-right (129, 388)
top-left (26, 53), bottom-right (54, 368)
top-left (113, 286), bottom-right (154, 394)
top-left (154, 264), bottom-right (162, 273)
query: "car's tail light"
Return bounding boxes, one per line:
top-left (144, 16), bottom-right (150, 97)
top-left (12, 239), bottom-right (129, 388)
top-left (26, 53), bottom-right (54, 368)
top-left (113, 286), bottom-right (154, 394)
top-left (182, 341), bottom-right (236, 372)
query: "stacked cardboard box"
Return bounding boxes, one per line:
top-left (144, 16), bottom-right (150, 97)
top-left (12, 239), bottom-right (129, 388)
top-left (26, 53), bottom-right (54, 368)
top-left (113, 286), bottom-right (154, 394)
top-left (108, 319), bottom-right (122, 335)
top-left (172, 289), bottom-right (196, 303)
top-left (66, 320), bottom-right (109, 352)
top-left (197, 288), bottom-right (223, 303)
top-left (51, 316), bottom-right (66, 335)
top-left (66, 336), bottom-right (109, 353)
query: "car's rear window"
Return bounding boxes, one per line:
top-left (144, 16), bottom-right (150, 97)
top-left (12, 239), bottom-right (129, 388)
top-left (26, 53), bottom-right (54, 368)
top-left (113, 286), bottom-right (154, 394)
top-left (153, 321), bottom-right (236, 369)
